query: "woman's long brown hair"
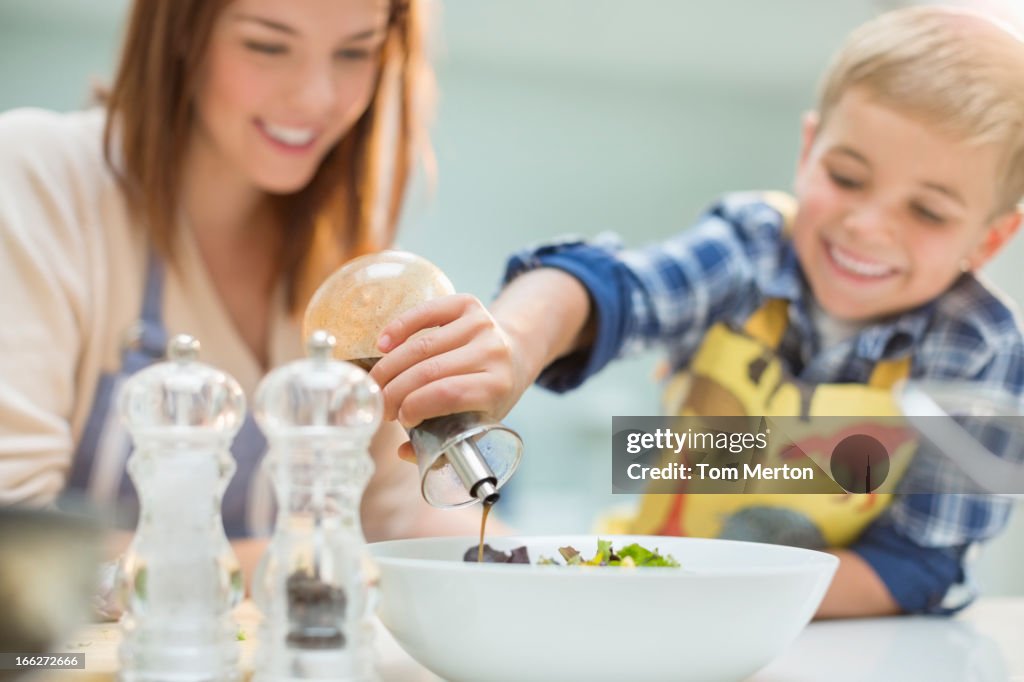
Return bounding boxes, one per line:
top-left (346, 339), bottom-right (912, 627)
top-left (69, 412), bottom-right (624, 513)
top-left (102, 0), bottom-right (432, 312)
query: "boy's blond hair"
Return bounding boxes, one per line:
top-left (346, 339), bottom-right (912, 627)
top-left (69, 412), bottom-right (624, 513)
top-left (818, 6), bottom-right (1024, 214)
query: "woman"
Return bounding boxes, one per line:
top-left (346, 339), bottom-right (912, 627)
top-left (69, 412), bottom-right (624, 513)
top-left (0, 0), bottom-right (481, 571)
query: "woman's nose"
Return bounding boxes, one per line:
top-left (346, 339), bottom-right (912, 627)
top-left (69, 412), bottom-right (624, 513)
top-left (289, 60), bottom-right (337, 117)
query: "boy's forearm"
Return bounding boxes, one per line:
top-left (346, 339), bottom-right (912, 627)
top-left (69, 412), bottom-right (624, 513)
top-left (490, 267), bottom-right (595, 380)
top-left (815, 549), bottom-right (901, 619)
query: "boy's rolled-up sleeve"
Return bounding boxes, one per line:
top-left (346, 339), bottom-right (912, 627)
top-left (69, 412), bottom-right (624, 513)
top-left (503, 240), bottom-right (629, 392)
top-left (850, 520), bottom-right (970, 614)
top-left (501, 195), bottom-right (788, 392)
top-left (856, 470), bottom-right (1016, 614)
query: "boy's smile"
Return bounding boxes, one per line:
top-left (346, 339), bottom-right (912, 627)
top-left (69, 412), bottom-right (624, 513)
top-left (824, 241), bottom-right (902, 282)
top-left (792, 86), bottom-right (1018, 321)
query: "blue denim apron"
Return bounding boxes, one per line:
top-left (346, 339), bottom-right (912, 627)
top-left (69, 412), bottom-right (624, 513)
top-left (65, 252), bottom-right (272, 537)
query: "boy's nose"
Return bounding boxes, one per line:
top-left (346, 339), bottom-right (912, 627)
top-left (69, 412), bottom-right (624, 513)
top-left (841, 204), bottom-right (895, 241)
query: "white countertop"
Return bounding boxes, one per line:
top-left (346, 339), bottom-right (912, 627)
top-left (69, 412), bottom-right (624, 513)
top-left (376, 598), bottom-right (1024, 682)
top-left (59, 597), bottom-right (1024, 681)
top-left (751, 598), bottom-right (1024, 682)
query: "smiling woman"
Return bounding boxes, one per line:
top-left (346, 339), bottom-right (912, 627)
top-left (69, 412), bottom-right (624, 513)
top-left (0, 0), bottom-right (485, 583)
top-left (105, 0), bottom-right (425, 315)
top-left (196, 3), bottom-right (390, 192)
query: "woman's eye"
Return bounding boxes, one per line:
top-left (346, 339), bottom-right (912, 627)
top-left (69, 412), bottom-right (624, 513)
top-left (828, 171), bottom-right (863, 190)
top-left (912, 204), bottom-right (946, 225)
top-left (244, 41), bottom-right (287, 55)
top-left (335, 48), bottom-right (374, 61)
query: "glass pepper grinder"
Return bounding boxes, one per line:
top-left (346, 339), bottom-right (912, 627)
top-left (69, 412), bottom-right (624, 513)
top-left (252, 330), bottom-right (383, 681)
top-left (303, 250), bottom-right (523, 509)
top-left (116, 334), bottom-right (245, 682)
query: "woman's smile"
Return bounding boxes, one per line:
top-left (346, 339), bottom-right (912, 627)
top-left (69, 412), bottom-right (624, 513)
top-left (254, 118), bottom-right (319, 153)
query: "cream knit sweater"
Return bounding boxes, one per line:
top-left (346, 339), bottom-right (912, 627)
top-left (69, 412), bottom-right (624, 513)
top-left (0, 107), bottom-right (305, 506)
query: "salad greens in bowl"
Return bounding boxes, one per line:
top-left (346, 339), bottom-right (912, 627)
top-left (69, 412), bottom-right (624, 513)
top-left (465, 537), bottom-right (681, 567)
top-left (369, 535), bottom-right (837, 682)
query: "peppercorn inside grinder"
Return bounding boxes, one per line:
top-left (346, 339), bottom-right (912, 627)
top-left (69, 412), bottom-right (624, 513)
top-left (252, 331), bottom-right (382, 681)
top-left (303, 250), bottom-right (522, 509)
top-left (116, 334), bottom-right (245, 682)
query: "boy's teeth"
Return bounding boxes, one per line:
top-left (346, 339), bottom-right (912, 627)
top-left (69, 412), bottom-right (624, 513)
top-left (829, 245), bottom-right (894, 278)
top-left (262, 121), bottom-right (315, 146)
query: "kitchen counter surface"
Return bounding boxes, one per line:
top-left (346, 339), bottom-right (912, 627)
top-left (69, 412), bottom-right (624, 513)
top-left (45, 597), bottom-right (1024, 681)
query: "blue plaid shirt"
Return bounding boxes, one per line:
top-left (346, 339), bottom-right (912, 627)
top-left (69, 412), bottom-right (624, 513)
top-left (504, 192), bottom-right (1024, 614)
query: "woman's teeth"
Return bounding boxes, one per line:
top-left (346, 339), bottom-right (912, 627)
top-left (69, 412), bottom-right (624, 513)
top-left (829, 244), bottom-right (896, 278)
top-left (261, 121), bottom-right (315, 147)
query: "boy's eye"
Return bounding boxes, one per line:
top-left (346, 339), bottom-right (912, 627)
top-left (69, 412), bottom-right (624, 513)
top-left (827, 171), bottom-right (863, 190)
top-left (912, 203), bottom-right (946, 225)
top-left (244, 40), bottom-right (288, 56)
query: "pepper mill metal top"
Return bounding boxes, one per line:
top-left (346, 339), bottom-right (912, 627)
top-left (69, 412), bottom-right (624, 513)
top-left (168, 333), bottom-right (200, 362)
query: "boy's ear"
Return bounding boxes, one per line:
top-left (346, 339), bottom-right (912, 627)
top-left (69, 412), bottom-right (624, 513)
top-left (794, 111), bottom-right (820, 195)
top-left (968, 209), bottom-right (1022, 270)
top-left (797, 111), bottom-right (820, 171)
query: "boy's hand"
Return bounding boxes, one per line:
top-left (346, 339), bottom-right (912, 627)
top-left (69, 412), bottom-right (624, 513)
top-left (369, 294), bottom-right (535, 455)
top-left (369, 268), bottom-right (595, 463)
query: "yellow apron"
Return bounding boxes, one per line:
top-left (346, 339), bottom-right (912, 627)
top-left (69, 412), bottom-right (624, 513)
top-left (605, 196), bottom-right (917, 549)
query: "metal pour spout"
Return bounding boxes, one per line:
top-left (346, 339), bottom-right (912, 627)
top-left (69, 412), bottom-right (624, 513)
top-left (410, 412), bottom-right (522, 509)
top-left (445, 439), bottom-right (501, 506)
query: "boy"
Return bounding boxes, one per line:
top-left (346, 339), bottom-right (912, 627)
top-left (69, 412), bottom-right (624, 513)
top-left (369, 7), bottom-right (1024, 617)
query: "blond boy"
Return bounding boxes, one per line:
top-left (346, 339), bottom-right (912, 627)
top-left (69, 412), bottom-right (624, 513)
top-left (370, 7), bottom-right (1024, 617)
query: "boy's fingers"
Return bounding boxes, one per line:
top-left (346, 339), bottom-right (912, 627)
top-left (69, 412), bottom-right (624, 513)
top-left (397, 373), bottom-right (498, 429)
top-left (377, 294), bottom-right (477, 353)
top-left (378, 345), bottom-right (486, 422)
top-left (397, 441), bottom-right (417, 464)
top-left (370, 314), bottom-right (478, 393)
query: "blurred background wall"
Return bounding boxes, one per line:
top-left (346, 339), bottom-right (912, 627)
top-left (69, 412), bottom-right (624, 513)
top-left (2, 0), bottom-right (1021, 594)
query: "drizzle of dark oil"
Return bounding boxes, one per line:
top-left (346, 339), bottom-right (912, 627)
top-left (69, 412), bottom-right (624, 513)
top-left (477, 502), bottom-right (494, 563)
top-left (353, 356), bottom-right (498, 563)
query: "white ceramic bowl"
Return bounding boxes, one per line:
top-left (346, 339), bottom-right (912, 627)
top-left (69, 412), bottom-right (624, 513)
top-left (369, 535), bottom-right (837, 682)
